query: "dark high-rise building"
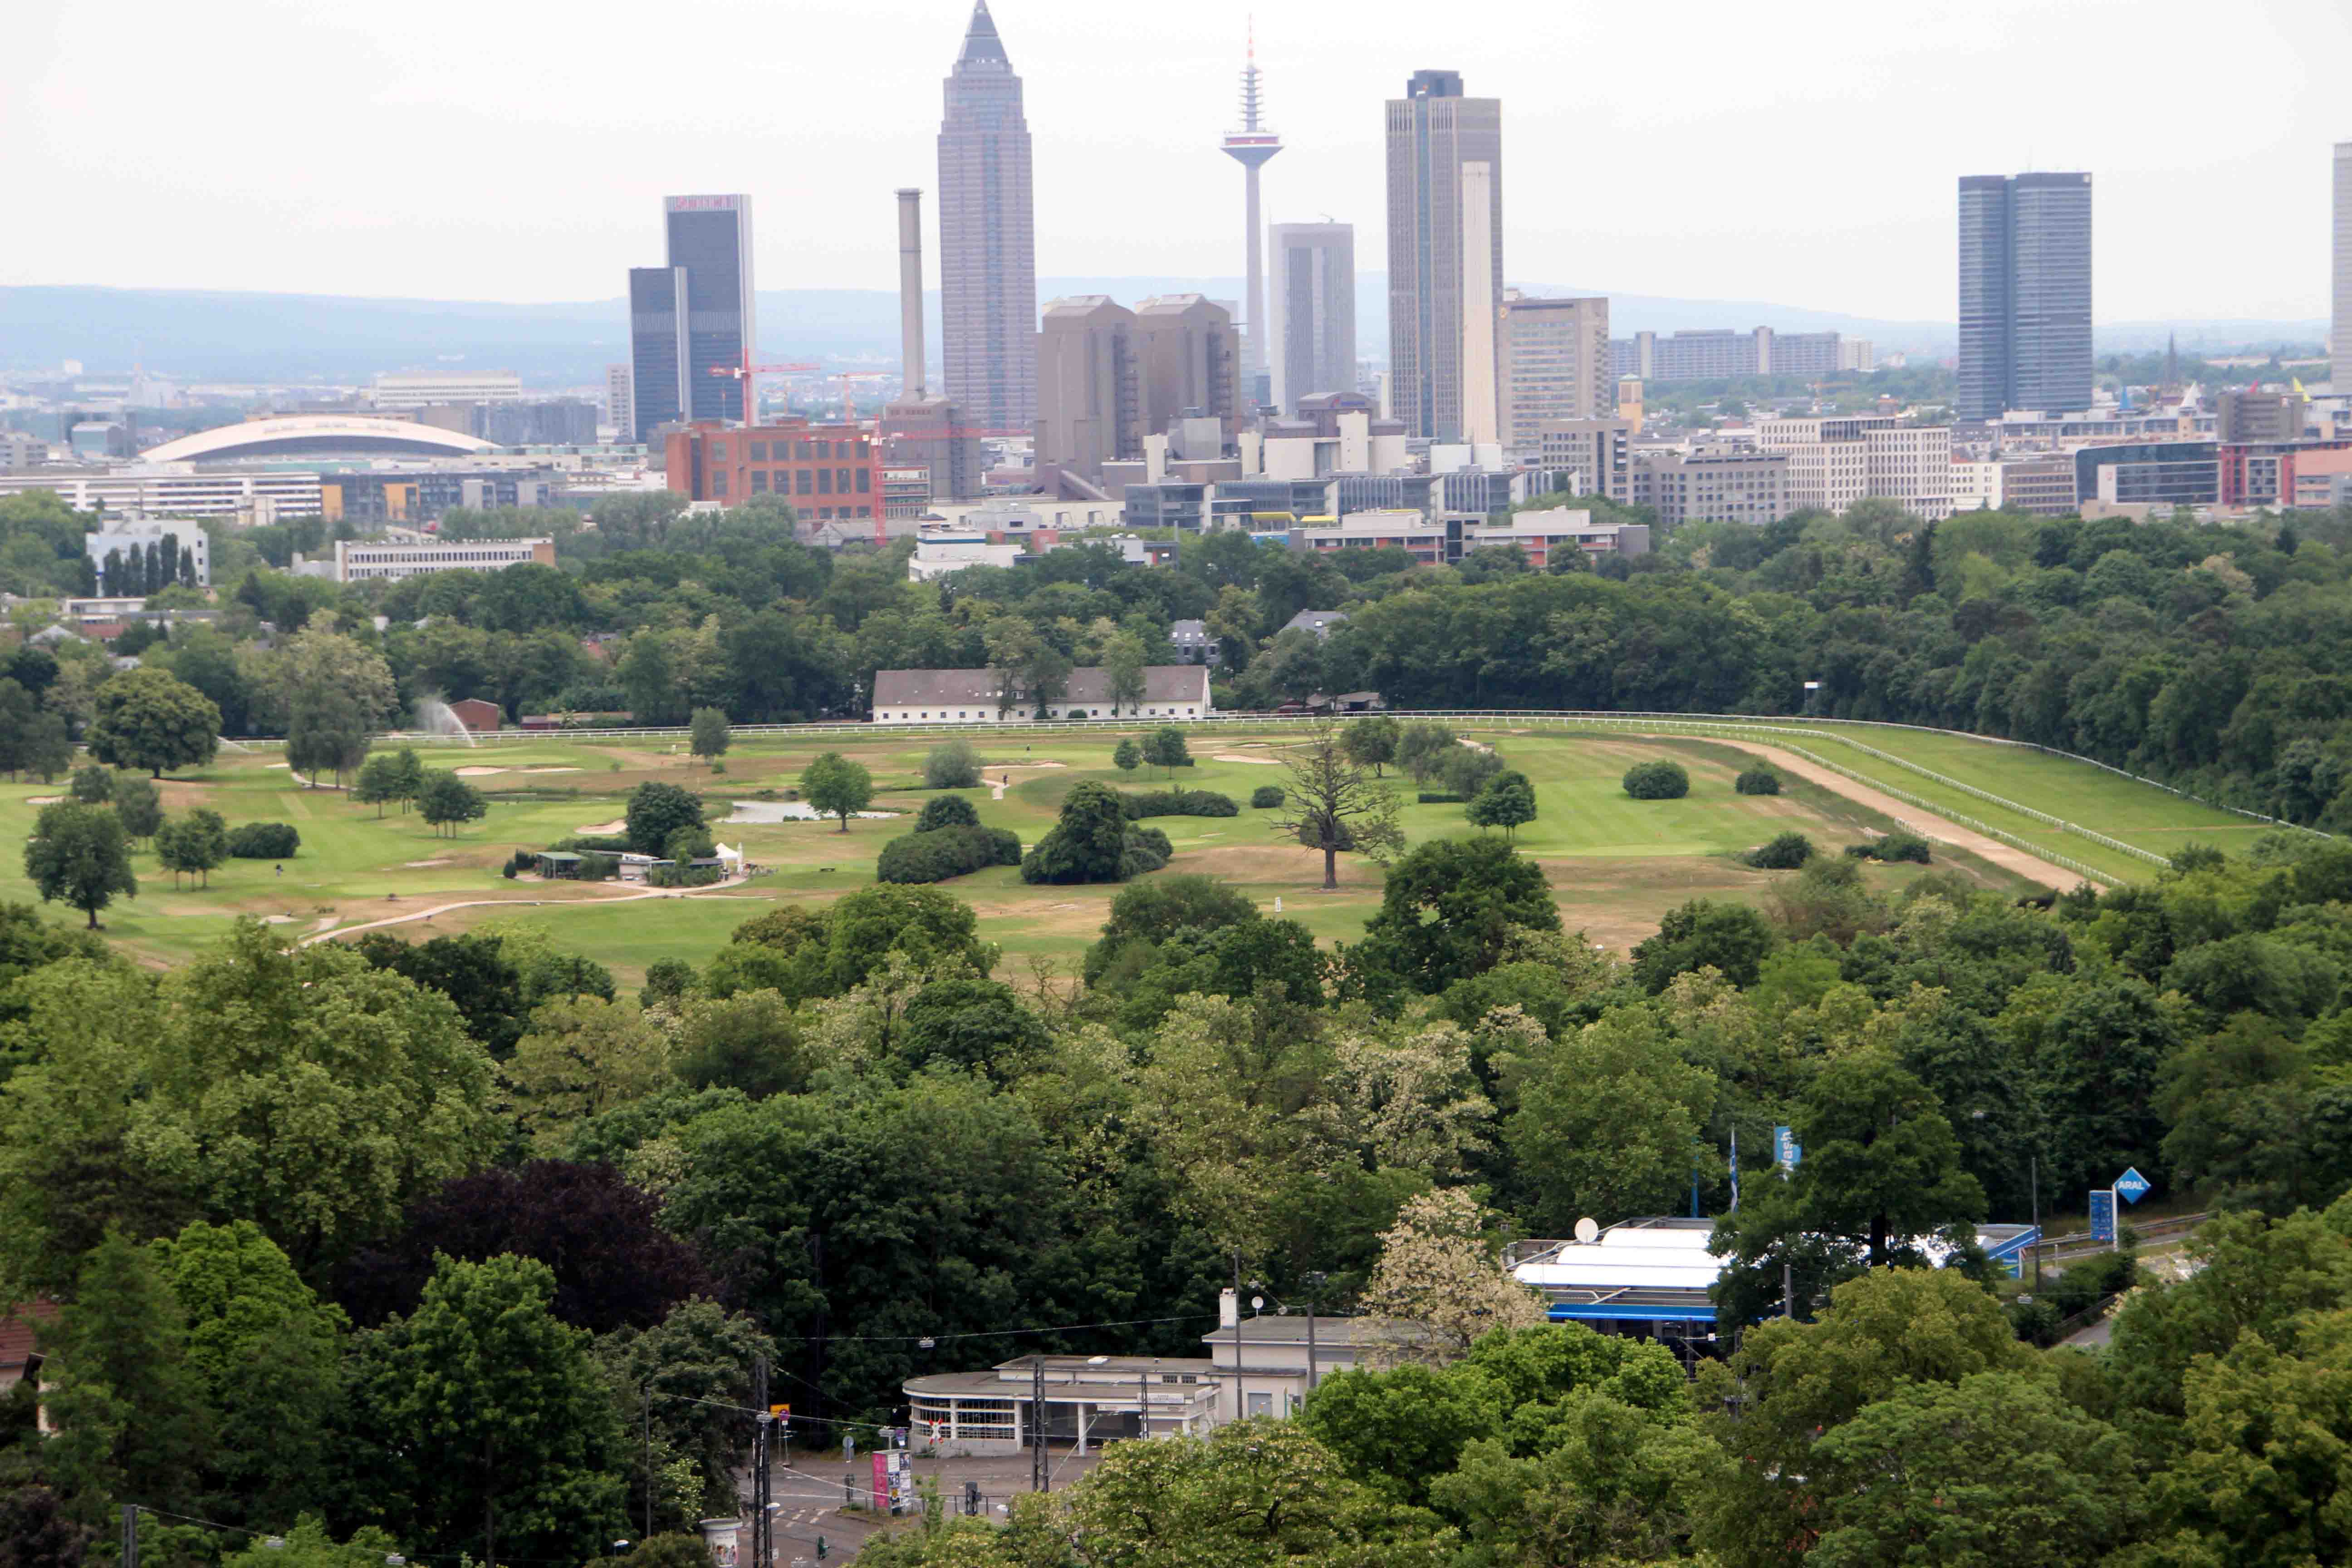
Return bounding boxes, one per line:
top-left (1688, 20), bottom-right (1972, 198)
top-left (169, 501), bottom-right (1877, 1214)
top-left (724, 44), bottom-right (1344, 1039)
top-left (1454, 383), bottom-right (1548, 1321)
top-left (626, 195), bottom-right (755, 442)
top-left (1958, 172), bottom-right (2092, 421)
top-left (628, 265), bottom-right (689, 443)
top-left (665, 195), bottom-right (756, 424)
top-left (938, 1), bottom-right (1038, 436)
top-left (1385, 69), bottom-right (1502, 442)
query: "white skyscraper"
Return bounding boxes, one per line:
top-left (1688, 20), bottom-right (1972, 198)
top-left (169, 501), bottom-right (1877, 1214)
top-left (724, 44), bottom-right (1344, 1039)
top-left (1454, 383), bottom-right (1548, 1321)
top-left (1457, 162), bottom-right (1499, 446)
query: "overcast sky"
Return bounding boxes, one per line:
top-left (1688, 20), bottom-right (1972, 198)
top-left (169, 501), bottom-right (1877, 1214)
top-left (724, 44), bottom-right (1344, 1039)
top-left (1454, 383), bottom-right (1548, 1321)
top-left (7, 0), bottom-right (2344, 323)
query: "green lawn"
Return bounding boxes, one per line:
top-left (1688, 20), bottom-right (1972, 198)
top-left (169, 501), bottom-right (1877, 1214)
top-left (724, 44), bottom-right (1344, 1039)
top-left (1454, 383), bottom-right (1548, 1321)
top-left (3, 719), bottom-right (2221, 982)
top-left (1472, 716), bottom-right (2265, 887)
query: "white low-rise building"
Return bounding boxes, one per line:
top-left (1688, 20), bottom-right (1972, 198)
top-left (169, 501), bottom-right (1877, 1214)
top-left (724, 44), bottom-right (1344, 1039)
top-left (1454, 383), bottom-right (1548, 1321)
top-left (906, 528), bottom-right (1025, 580)
top-left (307, 536), bottom-right (556, 583)
top-left (85, 515), bottom-right (212, 588)
top-left (872, 664), bottom-right (1212, 724)
top-left (903, 1293), bottom-right (1397, 1457)
top-left (0, 467), bottom-right (326, 519)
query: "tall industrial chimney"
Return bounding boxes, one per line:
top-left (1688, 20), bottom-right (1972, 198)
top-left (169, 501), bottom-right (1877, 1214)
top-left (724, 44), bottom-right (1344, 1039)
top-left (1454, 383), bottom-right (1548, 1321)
top-left (896, 188), bottom-right (927, 402)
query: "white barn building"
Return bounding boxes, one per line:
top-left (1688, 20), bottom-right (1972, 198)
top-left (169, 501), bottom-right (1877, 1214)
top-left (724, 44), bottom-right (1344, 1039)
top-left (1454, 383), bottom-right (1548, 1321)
top-left (872, 665), bottom-right (1211, 724)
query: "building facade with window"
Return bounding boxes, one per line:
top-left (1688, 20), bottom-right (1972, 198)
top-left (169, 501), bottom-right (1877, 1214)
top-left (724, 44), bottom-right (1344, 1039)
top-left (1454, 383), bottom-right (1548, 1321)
top-left (662, 419), bottom-right (883, 519)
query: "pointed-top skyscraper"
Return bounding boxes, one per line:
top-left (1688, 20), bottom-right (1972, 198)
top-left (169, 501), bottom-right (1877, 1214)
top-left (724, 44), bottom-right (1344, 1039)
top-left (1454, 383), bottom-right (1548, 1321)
top-left (1221, 26), bottom-right (1282, 411)
top-left (938, 0), bottom-right (1037, 436)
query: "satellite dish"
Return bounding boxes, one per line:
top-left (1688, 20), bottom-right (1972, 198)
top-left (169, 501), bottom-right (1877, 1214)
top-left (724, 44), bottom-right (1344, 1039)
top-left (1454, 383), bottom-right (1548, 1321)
top-left (1573, 1217), bottom-right (1600, 1245)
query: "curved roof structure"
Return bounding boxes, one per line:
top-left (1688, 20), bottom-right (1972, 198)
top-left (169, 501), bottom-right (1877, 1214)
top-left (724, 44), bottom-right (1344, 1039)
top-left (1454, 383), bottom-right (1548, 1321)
top-left (142, 416), bottom-right (503, 463)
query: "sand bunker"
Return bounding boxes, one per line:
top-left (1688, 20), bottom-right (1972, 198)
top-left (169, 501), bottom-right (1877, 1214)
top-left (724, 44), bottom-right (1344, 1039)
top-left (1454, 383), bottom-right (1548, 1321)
top-left (454, 766), bottom-right (508, 777)
top-left (25, 796), bottom-right (60, 805)
top-left (575, 818), bottom-right (628, 834)
top-left (1214, 754), bottom-right (1282, 764)
top-left (522, 767), bottom-right (581, 774)
top-left (404, 858), bottom-right (452, 868)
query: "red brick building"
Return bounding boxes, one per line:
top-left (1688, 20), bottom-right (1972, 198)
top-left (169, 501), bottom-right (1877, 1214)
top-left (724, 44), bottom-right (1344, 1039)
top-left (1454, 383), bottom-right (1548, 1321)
top-left (663, 419), bottom-right (884, 523)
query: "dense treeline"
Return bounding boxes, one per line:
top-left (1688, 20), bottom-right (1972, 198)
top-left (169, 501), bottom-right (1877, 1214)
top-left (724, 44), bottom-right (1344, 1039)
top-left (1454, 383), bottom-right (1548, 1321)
top-left (8, 790), bottom-right (2352, 1563)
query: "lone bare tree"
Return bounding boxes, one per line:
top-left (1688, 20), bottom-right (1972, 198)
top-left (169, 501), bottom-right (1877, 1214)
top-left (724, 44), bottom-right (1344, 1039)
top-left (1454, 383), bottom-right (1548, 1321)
top-left (1273, 728), bottom-right (1405, 891)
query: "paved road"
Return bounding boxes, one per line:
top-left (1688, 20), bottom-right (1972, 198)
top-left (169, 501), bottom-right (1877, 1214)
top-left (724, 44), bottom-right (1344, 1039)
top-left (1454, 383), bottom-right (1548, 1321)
top-left (755, 1446), bottom-right (1109, 1563)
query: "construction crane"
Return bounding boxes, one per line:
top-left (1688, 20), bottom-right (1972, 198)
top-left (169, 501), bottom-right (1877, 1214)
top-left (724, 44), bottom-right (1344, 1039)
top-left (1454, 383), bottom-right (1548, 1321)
top-left (837, 372), bottom-right (888, 423)
top-left (708, 345), bottom-right (819, 426)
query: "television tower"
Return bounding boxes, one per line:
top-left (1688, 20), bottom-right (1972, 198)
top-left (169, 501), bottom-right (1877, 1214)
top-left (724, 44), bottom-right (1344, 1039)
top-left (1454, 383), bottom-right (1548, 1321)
top-left (1220, 24), bottom-right (1282, 410)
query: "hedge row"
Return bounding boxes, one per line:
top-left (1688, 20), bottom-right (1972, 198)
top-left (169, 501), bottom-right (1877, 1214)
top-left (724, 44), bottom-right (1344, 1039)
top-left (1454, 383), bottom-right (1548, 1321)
top-left (1250, 785), bottom-right (1285, 809)
top-left (549, 833), bottom-right (633, 853)
top-left (877, 824), bottom-right (1024, 884)
top-left (1121, 789), bottom-right (1238, 819)
top-left (1417, 792), bottom-right (1468, 804)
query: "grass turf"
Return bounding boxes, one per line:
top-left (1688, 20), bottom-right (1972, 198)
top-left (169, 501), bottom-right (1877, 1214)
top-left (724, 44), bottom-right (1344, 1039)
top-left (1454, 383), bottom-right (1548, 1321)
top-left (0, 721), bottom-right (2230, 980)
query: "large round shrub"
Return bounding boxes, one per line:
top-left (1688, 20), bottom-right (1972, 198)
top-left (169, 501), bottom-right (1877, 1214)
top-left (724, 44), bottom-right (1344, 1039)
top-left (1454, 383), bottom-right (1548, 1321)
top-left (226, 821), bottom-right (301, 858)
top-left (1734, 768), bottom-right (1781, 796)
top-left (1622, 760), bottom-right (1690, 800)
top-left (924, 740), bottom-right (982, 790)
top-left (1744, 831), bottom-right (1813, 870)
top-left (625, 780), bottom-right (706, 856)
top-left (914, 794), bottom-right (981, 832)
top-left (1250, 784), bottom-right (1285, 809)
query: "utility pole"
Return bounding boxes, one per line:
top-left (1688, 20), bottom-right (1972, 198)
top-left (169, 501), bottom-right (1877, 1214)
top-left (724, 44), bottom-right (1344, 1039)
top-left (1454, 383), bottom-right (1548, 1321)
top-left (120, 1506), bottom-right (137, 1568)
top-left (1783, 1261), bottom-right (1794, 1321)
top-left (1305, 1297), bottom-right (1317, 1395)
top-left (1232, 1254), bottom-right (1245, 1423)
top-left (1138, 1363), bottom-right (1150, 1441)
top-left (752, 1355), bottom-right (771, 1568)
top-left (643, 1383), bottom-right (654, 1542)
top-left (1031, 1357), bottom-right (1049, 1494)
top-left (2030, 1154), bottom-right (2042, 1288)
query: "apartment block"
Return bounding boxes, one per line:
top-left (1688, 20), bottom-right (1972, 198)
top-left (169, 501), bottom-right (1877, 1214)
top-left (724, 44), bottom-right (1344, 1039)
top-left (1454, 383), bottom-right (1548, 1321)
top-left (1499, 293), bottom-right (1609, 454)
top-left (1758, 416), bottom-right (1951, 519)
top-left (1524, 418), bottom-right (1633, 504)
top-left (1606, 328), bottom-right (1861, 383)
top-left (1627, 449), bottom-right (1793, 526)
top-left (372, 372), bottom-right (523, 410)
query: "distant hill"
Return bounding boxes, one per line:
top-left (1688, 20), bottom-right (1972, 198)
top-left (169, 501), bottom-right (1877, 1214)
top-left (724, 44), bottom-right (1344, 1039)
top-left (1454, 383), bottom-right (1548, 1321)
top-left (0, 282), bottom-right (2321, 386)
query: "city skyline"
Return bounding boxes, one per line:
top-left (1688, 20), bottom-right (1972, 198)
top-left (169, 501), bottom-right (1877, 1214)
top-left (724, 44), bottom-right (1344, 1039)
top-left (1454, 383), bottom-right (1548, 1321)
top-left (2, 0), bottom-right (2343, 326)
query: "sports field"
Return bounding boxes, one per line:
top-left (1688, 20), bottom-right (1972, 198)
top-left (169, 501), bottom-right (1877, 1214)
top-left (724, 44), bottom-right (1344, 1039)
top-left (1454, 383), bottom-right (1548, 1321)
top-left (0, 719), bottom-right (2258, 983)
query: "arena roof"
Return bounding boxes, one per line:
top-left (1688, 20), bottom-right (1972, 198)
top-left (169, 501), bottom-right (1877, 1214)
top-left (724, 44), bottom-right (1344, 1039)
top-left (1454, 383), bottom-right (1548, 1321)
top-left (141, 416), bottom-right (502, 463)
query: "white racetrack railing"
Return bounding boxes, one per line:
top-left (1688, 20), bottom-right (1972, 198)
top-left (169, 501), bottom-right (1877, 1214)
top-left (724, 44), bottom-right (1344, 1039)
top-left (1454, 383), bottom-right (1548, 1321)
top-left (221, 708), bottom-right (2322, 883)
